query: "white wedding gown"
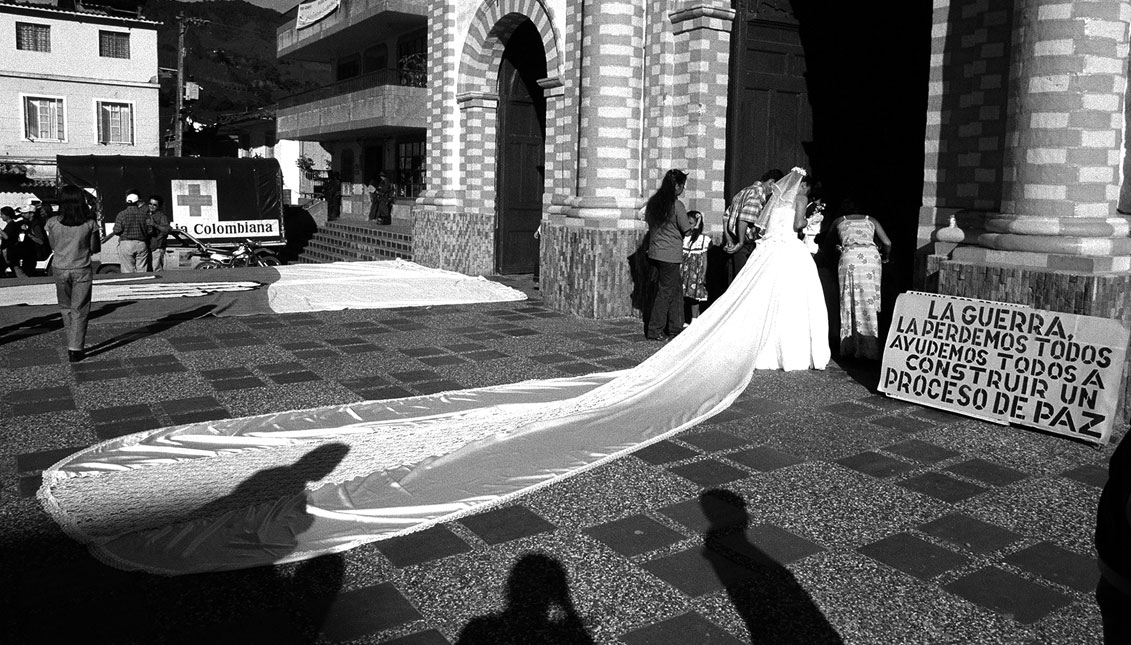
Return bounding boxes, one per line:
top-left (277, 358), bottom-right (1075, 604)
top-left (742, 194), bottom-right (831, 371)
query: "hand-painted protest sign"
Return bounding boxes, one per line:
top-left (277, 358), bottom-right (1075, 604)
top-left (879, 292), bottom-right (1129, 444)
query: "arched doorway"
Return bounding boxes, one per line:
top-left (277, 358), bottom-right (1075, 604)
top-left (495, 19), bottom-right (547, 274)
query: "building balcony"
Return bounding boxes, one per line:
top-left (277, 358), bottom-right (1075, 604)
top-left (278, 0), bottom-right (427, 62)
top-left (276, 69), bottom-right (427, 141)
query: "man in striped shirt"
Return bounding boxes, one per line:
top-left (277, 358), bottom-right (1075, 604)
top-left (723, 168), bottom-right (782, 285)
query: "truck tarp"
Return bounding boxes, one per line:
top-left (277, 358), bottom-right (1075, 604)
top-left (56, 155), bottom-right (285, 243)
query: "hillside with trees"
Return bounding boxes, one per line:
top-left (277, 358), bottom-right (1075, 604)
top-left (139, 0), bottom-right (326, 140)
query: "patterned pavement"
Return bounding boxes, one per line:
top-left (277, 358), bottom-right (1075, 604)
top-left (0, 273), bottom-right (1118, 644)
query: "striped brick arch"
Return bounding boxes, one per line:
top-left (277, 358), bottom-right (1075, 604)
top-left (458, 0), bottom-right (562, 97)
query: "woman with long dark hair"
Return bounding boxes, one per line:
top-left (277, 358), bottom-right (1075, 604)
top-left (44, 184), bottom-right (101, 362)
top-left (643, 169), bottom-right (691, 340)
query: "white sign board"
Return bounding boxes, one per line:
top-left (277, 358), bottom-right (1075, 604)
top-left (170, 179), bottom-right (219, 223)
top-left (879, 292), bottom-right (1129, 444)
top-left (171, 219), bottom-right (280, 239)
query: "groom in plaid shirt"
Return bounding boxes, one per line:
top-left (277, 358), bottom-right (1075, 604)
top-left (723, 168), bottom-right (782, 285)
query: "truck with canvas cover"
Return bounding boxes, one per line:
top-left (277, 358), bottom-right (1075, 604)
top-left (56, 155), bottom-right (285, 270)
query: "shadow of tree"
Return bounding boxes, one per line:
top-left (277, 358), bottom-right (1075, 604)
top-left (699, 489), bottom-right (843, 644)
top-left (456, 552), bottom-right (594, 645)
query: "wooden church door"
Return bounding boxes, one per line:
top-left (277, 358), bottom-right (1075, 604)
top-left (726, 2), bottom-right (813, 196)
top-left (496, 21), bottom-right (546, 274)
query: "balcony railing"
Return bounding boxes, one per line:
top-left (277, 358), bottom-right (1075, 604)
top-left (277, 66), bottom-right (426, 110)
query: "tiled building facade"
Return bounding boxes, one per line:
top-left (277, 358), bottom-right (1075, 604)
top-left (413, 0), bottom-right (736, 318)
top-left (919, 0), bottom-right (1131, 417)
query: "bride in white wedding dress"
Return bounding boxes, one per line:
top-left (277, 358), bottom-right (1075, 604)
top-left (742, 167), bottom-right (831, 371)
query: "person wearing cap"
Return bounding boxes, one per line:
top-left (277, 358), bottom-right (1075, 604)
top-left (11, 201), bottom-right (47, 277)
top-left (112, 191), bottom-right (153, 273)
top-left (0, 206), bottom-right (16, 277)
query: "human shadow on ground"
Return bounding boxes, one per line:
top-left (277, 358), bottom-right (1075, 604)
top-left (455, 552), bottom-right (594, 645)
top-left (0, 301), bottom-right (132, 348)
top-left (6, 443), bottom-right (349, 644)
top-left (84, 304), bottom-right (215, 358)
top-left (699, 489), bottom-right (844, 644)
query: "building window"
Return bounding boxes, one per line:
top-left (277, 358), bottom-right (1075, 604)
top-left (99, 31), bottom-right (130, 59)
top-left (397, 137), bottom-right (425, 198)
top-left (363, 44), bottom-right (387, 74)
top-left (16, 23), bottom-right (50, 52)
top-left (97, 102), bottom-right (133, 145)
top-left (336, 54), bottom-right (360, 81)
top-left (24, 96), bottom-right (64, 141)
top-left (397, 30), bottom-right (427, 87)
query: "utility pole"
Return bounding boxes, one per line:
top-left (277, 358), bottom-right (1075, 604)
top-left (174, 13), bottom-right (185, 157)
top-left (173, 14), bottom-right (206, 157)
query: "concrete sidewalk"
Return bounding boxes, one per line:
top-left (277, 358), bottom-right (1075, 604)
top-left (0, 273), bottom-right (1117, 644)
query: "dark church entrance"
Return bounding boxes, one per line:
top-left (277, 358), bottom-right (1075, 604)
top-left (495, 20), bottom-right (547, 274)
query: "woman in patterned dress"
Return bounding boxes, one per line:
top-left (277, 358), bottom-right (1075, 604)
top-left (830, 199), bottom-right (892, 360)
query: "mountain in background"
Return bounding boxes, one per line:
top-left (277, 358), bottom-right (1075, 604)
top-left (140, 0), bottom-right (326, 126)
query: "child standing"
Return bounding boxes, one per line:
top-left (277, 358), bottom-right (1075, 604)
top-left (681, 210), bottom-right (710, 325)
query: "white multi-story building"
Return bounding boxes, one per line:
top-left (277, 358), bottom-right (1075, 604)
top-left (0, 0), bottom-right (159, 193)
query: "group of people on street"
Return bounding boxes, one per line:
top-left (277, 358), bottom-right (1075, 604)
top-left (640, 164), bottom-right (892, 369)
top-left (1, 197), bottom-right (51, 278)
top-left (110, 191), bottom-right (171, 273)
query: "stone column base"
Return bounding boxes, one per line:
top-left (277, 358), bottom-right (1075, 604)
top-left (540, 223), bottom-right (647, 319)
top-left (411, 208), bottom-right (494, 277)
top-left (937, 259), bottom-right (1131, 424)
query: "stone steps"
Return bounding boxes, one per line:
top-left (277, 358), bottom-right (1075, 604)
top-left (297, 218), bottom-right (413, 264)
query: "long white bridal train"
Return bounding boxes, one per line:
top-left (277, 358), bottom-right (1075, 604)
top-left (38, 248), bottom-right (828, 575)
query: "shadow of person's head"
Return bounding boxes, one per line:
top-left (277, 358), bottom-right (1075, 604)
top-left (505, 553), bottom-right (574, 617)
top-left (700, 488), bottom-right (749, 534)
top-left (292, 442), bottom-right (351, 483)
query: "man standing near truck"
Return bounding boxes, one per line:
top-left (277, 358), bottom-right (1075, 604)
top-left (112, 192), bottom-right (152, 273)
top-left (146, 195), bottom-right (171, 272)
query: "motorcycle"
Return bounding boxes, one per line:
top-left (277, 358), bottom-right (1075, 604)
top-left (191, 237), bottom-right (281, 269)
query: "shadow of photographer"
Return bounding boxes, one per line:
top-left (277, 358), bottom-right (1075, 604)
top-left (699, 489), bottom-right (843, 644)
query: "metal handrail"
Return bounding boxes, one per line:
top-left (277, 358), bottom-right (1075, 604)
top-left (277, 68), bottom-right (426, 109)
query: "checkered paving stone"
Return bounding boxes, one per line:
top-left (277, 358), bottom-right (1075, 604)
top-left (583, 514), bottom-right (686, 558)
top-left (881, 439), bottom-right (961, 463)
top-left (868, 414), bottom-right (927, 433)
top-left (918, 513), bottom-right (1023, 554)
top-left (382, 631), bottom-right (449, 645)
top-left (724, 446), bottom-right (804, 472)
top-left (667, 458), bottom-right (751, 487)
top-left (319, 583), bottom-right (424, 642)
top-left (858, 532), bottom-right (970, 580)
top-left (944, 567), bottom-right (1073, 625)
top-left (634, 440), bottom-right (700, 465)
top-left (945, 458), bottom-right (1029, 486)
top-left (822, 401), bottom-right (877, 419)
top-left (375, 526), bottom-right (472, 568)
top-left (1059, 463), bottom-right (1109, 487)
top-left (835, 451), bottom-right (918, 478)
top-left (1004, 542), bottom-right (1100, 592)
top-left (458, 505), bottom-right (557, 546)
top-left (621, 612), bottom-right (747, 644)
top-left (897, 472), bottom-right (988, 503)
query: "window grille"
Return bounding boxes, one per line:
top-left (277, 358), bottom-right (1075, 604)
top-left (24, 97), bottom-right (64, 140)
top-left (99, 31), bottom-right (130, 59)
top-left (16, 23), bottom-right (50, 52)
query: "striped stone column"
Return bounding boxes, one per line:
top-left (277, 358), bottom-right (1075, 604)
top-left (988, 0), bottom-right (1131, 267)
top-left (417, 0), bottom-right (461, 210)
top-left (570, 0), bottom-right (645, 221)
top-left (670, 3), bottom-right (735, 230)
